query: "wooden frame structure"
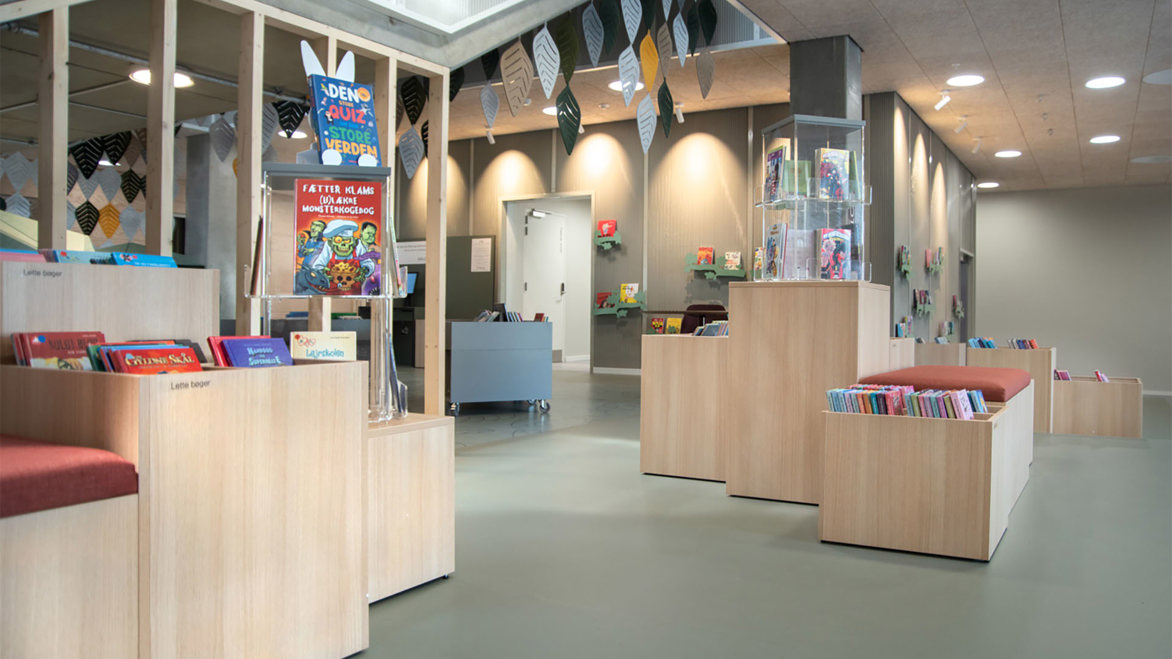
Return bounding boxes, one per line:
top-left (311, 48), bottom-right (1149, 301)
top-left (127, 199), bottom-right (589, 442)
top-left (4, 0), bottom-right (451, 415)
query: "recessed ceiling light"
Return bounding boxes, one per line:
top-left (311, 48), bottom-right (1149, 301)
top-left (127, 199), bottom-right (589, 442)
top-left (1085, 76), bottom-right (1125, 89)
top-left (1142, 69), bottom-right (1172, 85)
top-left (976, 181), bottom-right (1000, 189)
top-left (1130, 155), bottom-right (1172, 164)
top-left (129, 68), bottom-right (195, 88)
top-left (607, 80), bottom-right (645, 92)
top-left (542, 105), bottom-right (557, 116)
top-left (1089, 134), bottom-right (1120, 144)
top-left (279, 130), bottom-right (308, 139)
top-left (947, 74), bottom-right (984, 87)
top-left (994, 149), bottom-right (1022, 158)
top-left (98, 159), bottom-right (115, 167)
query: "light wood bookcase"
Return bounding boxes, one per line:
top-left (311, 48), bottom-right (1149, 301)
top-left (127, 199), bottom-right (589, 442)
top-left (966, 347), bottom-right (1056, 433)
top-left (725, 281), bottom-right (891, 504)
top-left (914, 342), bottom-right (967, 366)
top-left (1053, 376), bottom-right (1143, 438)
top-left (889, 337), bottom-right (915, 369)
top-left (640, 335), bottom-right (728, 482)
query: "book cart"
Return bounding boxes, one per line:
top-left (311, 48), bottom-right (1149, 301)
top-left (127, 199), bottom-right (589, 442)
top-left (446, 321), bottom-right (553, 416)
top-left (967, 346), bottom-right (1056, 432)
top-left (1053, 376), bottom-right (1143, 438)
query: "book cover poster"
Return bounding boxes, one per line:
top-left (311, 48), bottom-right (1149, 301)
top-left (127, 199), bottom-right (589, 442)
top-left (752, 247), bottom-right (764, 276)
top-left (817, 148), bottom-right (851, 200)
top-left (294, 178), bottom-right (383, 296)
top-left (597, 219), bottom-right (617, 237)
top-left (595, 292), bottom-right (614, 308)
top-left (619, 282), bottom-right (640, 303)
top-left (650, 317), bottom-right (666, 334)
top-left (665, 318), bottom-right (682, 334)
top-left (723, 251), bottom-right (741, 271)
top-left (764, 223), bottom-right (786, 280)
top-left (696, 247), bottom-right (714, 265)
top-left (764, 143), bottom-right (787, 201)
top-left (307, 74), bottom-right (381, 166)
top-left (819, 228), bottom-right (851, 280)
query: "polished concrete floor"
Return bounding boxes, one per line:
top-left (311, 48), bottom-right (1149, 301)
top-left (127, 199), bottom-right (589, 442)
top-left (366, 367), bottom-right (1172, 658)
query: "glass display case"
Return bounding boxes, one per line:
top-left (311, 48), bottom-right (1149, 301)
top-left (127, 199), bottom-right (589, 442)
top-left (757, 114), bottom-right (870, 281)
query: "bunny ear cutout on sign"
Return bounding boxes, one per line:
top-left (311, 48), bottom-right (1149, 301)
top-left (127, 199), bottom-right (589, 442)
top-left (533, 24), bottom-right (560, 100)
top-left (583, 4), bottom-right (604, 67)
top-left (400, 76), bottom-right (429, 126)
top-left (449, 66), bottom-right (465, 102)
top-left (698, 0), bottom-right (718, 46)
top-left (621, 0), bottom-right (642, 45)
top-left (554, 16), bottom-right (579, 84)
top-left (274, 101), bottom-right (308, 138)
top-left (636, 94), bottom-right (656, 154)
top-left (481, 85), bottom-right (500, 129)
top-left (299, 40), bottom-right (326, 78)
top-left (673, 13), bottom-right (688, 67)
top-left (658, 80), bottom-right (674, 138)
top-left (598, 0), bottom-right (621, 55)
top-left (101, 132), bottom-right (132, 165)
top-left (398, 126), bottom-right (425, 180)
top-left (556, 86), bottom-right (581, 156)
top-left (334, 51), bottom-right (356, 82)
top-left (639, 33), bottom-right (659, 90)
top-left (697, 47), bottom-right (715, 98)
top-left (481, 48), bottom-right (501, 80)
top-left (501, 39), bottom-right (535, 117)
top-left (618, 45), bottom-right (640, 107)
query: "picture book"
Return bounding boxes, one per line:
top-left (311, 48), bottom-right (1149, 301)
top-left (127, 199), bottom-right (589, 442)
top-left (619, 283), bottom-right (640, 304)
top-left (534, 313), bottom-right (546, 322)
top-left (39, 249), bottom-right (108, 264)
top-left (665, 318), bottom-right (682, 334)
top-left (1054, 369), bottom-right (1071, 381)
top-left (763, 223), bottom-right (786, 280)
top-left (109, 252), bottom-right (177, 268)
top-left (0, 249), bottom-right (45, 262)
top-left (819, 228), bottom-right (851, 280)
top-left (596, 219), bottom-right (617, 238)
top-left (289, 331), bottom-right (357, 361)
top-left (595, 292), bottom-right (614, 309)
top-left (90, 341), bottom-right (176, 371)
top-left (783, 229), bottom-right (817, 280)
top-left (1095, 370), bottom-right (1110, 383)
top-left (293, 178), bottom-right (383, 296)
top-left (107, 345), bottom-right (202, 375)
top-left (307, 73), bottom-right (381, 166)
top-left (816, 148), bottom-right (851, 201)
top-left (220, 337), bottom-right (294, 368)
top-left (649, 317), bottom-right (666, 334)
top-left (207, 335), bottom-right (270, 366)
top-left (16, 331), bottom-right (105, 370)
top-left (764, 143), bottom-right (787, 201)
top-left (723, 251), bottom-right (742, 271)
top-left (752, 247), bottom-right (764, 277)
top-left (696, 247), bottom-right (715, 265)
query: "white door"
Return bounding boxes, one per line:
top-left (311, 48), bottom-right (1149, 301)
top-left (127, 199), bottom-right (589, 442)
top-left (522, 213), bottom-right (566, 357)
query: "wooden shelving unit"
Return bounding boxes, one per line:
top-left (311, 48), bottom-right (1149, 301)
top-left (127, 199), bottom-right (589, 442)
top-left (967, 347), bottom-right (1056, 432)
top-left (915, 342), bottom-right (967, 366)
top-left (1053, 376), bottom-right (1143, 438)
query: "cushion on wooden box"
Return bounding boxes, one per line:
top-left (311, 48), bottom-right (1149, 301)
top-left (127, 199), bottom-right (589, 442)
top-left (858, 365), bottom-right (1030, 402)
top-left (0, 435), bottom-right (138, 518)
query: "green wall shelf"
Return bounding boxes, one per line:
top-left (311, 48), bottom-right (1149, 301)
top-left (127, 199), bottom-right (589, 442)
top-left (685, 254), bottom-right (745, 280)
top-left (593, 290), bottom-right (646, 318)
top-left (594, 231), bottom-right (622, 250)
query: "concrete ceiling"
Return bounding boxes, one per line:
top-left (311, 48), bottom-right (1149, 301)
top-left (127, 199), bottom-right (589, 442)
top-left (1, 0), bottom-right (1168, 192)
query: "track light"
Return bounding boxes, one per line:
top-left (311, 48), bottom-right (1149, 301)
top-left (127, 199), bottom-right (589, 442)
top-left (954, 116), bottom-right (968, 133)
top-left (971, 137), bottom-right (982, 155)
top-left (674, 103), bottom-right (685, 124)
top-left (485, 128), bottom-right (495, 145)
top-left (934, 90), bottom-right (952, 111)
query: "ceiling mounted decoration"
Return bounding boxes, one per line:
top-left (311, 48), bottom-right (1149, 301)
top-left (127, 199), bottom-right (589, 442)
top-left (209, 115), bottom-right (236, 162)
top-left (556, 86), bottom-right (582, 156)
top-left (697, 47), bottom-right (715, 98)
top-left (598, 0), bottom-right (621, 55)
top-left (0, 197), bottom-right (5, 212)
top-left (397, 98), bottom-right (405, 130)
top-left (481, 85), bottom-right (500, 130)
top-left (133, 129), bottom-right (149, 163)
top-left (421, 120), bottom-right (429, 156)
top-left (100, 132), bottom-right (132, 166)
top-left (583, 4), bottom-right (604, 67)
top-left (399, 76), bottom-right (429, 126)
top-left (656, 24), bottom-right (673, 72)
top-left (261, 103), bottom-right (279, 153)
top-left (449, 67), bottom-right (465, 102)
top-left (501, 39), bottom-right (535, 117)
top-left (636, 94), bottom-right (656, 153)
top-left (621, 0), bottom-right (642, 44)
top-left (672, 13), bottom-right (688, 67)
top-left (685, 3), bottom-right (699, 55)
top-left (118, 206), bottom-right (144, 239)
top-left (124, 131), bottom-right (145, 165)
top-left (3, 153), bottom-right (34, 191)
top-left (75, 201), bottom-right (99, 235)
top-left (98, 204), bottom-right (121, 237)
top-left (274, 101), bottom-right (309, 138)
top-left (66, 162), bottom-right (79, 195)
top-left (481, 48), bottom-right (501, 81)
top-left (4, 194), bottom-right (29, 218)
top-left (662, 0), bottom-right (673, 20)
top-left (698, 0), bottom-right (718, 45)
top-left (398, 125), bottom-right (425, 179)
top-left (533, 24), bottom-right (561, 100)
top-left (555, 16), bottom-right (580, 84)
top-left (640, 0), bottom-right (655, 30)
top-left (640, 33), bottom-right (659, 90)
top-left (618, 45), bottom-right (640, 107)
top-left (657, 81), bottom-right (674, 138)
top-left (70, 139), bottom-right (104, 178)
top-left (121, 170), bottom-right (144, 203)
top-left (77, 172), bottom-right (101, 200)
top-left (93, 167), bottom-right (121, 202)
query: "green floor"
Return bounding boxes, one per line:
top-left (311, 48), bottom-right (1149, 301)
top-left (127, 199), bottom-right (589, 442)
top-left (369, 367), bottom-right (1172, 658)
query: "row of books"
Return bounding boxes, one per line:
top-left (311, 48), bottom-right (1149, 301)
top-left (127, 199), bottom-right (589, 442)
top-left (207, 336), bottom-right (293, 367)
top-left (1055, 369), bottom-right (1111, 382)
top-left (695, 248), bottom-right (742, 270)
top-left (967, 337), bottom-right (997, 348)
top-left (761, 224), bottom-right (853, 281)
top-left (1006, 338), bottom-right (1041, 349)
top-left (0, 248), bottom-right (177, 267)
top-left (763, 146), bottom-right (860, 202)
top-left (648, 317), bottom-right (683, 334)
top-left (693, 320), bottom-right (729, 337)
top-left (826, 384), bottom-right (914, 416)
top-left (826, 383), bottom-right (988, 419)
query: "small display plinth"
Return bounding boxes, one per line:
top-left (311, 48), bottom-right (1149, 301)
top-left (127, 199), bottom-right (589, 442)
top-left (1053, 376), bottom-right (1143, 438)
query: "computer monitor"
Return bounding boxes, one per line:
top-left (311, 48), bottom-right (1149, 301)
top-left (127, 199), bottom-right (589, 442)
top-left (405, 271), bottom-right (417, 295)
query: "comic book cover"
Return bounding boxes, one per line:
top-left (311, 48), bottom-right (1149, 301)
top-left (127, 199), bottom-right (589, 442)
top-left (665, 318), bottom-right (682, 334)
top-left (819, 228), bottom-right (851, 280)
top-left (220, 337), bottom-right (294, 368)
top-left (764, 143), bottom-right (787, 201)
top-left (763, 223), bottom-right (786, 280)
top-left (696, 247), bottom-right (715, 265)
top-left (20, 331), bottom-right (106, 370)
top-left (817, 148), bottom-right (851, 201)
top-left (596, 219), bottom-right (617, 237)
top-left (293, 178), bottom-right (383, 296)
top-left (649, 317), bottom-right (666, 334)
top-left (307, 74), bottom-right (380, 166)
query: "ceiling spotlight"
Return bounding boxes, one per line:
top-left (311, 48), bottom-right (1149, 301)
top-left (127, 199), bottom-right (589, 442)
top-left (607, 80), bottom-right (645, 92)
top-left (970, 138), bottom-right (982, 155)
top-left (129, 68), bottom-right (194, 88)
top-left (578, 124), bottom-right (585, 134)
top-left (976, 181), bottom-right (1000, 189)
top-left (278, 130), bottom-right (308, 139)
top-left (598, 103), bottom-right (610, 110)
top-left (1085, 76), bottom-right (1125, 89)
top-left (485, 128), bottom-right (495, 145)
top-left (1089, 134), bottom-right (1120, 144)
top-left (947, 74), bottom-right (984, 87)
top-left (954, 116), bottom-right (968, 133)
top-left (674, 103), bottom-right (685, 124)
top-left (995, 149), bottom-right (1022, 158)
top-left (542, 105), bottom-right (557, 116)
top-left (934, 90), bottom-right (952, 111)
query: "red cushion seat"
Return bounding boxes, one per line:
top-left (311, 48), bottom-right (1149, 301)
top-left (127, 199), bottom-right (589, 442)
top-left (0, 435), bottom-right (138, 518)
top-left (858, 365), bottom-right (1031, 402)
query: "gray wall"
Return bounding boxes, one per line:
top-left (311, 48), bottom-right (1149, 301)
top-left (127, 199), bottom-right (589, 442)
top-left (975, 185), bottom-right (1172, 393)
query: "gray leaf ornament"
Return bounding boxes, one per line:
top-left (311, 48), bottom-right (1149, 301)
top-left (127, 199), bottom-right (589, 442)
top-left (4, 193), bottom-right (30, 218)
top-left (481, 84), bottom-right (500, 129)
top-left (261, 103), bottom-right (279, 153)
top-left (583, 5), bottom-right (604, 68)
top-left (621, 0), bottom-right (642, 45)
top-left (3, 152), bottom-right (33, 190)
top-left (656, 23), bottom-right (674, 72)
top-left (533, 24), bottom-right (561, 100)
top-left (697, 47), bottom-right (715, 98)
top-left (673, 12), bottom-right (688, 67)
top-left (501, 39), bottom-right (535, 117)
top-left (93, 166), bottom-right (121, 202)
top-left (636, 94), bottom-right (656, 153)
top-left (398, 126), bottom-right (425, 180)
top-left (209, 115), bottom-right (236, 162)
top-left (66, 162), bottom-right (79, 194)
top-left (618, 45), bottom-right (640, 107)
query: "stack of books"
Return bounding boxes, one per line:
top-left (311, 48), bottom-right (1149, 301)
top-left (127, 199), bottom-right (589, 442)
top-left (1007, 338), bottom-right (1040, 349)
top-left (967, 337), bottom-right (997, 348)
top-left (208, 336), bottom-right (294, 367)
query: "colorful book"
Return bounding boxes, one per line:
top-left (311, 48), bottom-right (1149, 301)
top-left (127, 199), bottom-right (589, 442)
top-left (289, 331), bottom-right (357, 361)
top-left (293, 178), bottom-right (384, 296)
top-left (220, 337), bottom-right (294, 368)
top-left (306, 74), bottom-right (381, 166)
top-left (595, 292), bottom-right (614, 309)
top-left (39, 249), bottom-right (109, 264)
top-left (816, 148), bottom-right (851, 201)
top-left (752, 247), bottom-right (764, 277)
top-left (723, 251), bottom-right (742, 271)
top-left (0, 249), bottom-right (45, 262)
top-left (1094, 370), bottom-right (1110, 383)
top-left (764, 223), bottom-right (786, 280)
top-left (596, 219), bottom-right (617, 238)
top-left (16, 331), bottom-right (105, 370)
top-left (109, 252), bottom-right (177, 268)
top-left (649, 317), bottom-right (666, 334)
top-left (764, 144), bottom-right (787, 201)
top-left (207, 335), bottom-right (270, 367)
top-left (107, 345), bottom-right (202, 374)
top-left (665, 318), bottom-right (682, 334)
top-left (696, 247), bottom-right (715, 265)
top-left (819, 228), bottom-right (851, 280)
top-left (619, 283), bottom-right (640, 304)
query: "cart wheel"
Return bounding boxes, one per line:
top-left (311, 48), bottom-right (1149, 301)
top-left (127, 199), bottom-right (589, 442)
top-left (538, 400), bottom-right (550, 413)
top-left (527, 399), bottom-right (536, 406)
top-left (448, 402), bottom-right (460, 416)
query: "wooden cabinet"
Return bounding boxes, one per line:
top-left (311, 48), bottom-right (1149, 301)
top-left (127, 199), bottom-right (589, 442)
top-left (724, 281), bottom-right (891, 504)
top-left (914, 342), bottom-right (967, 366)
top-left (1053, 376), bottom-right (1143, 438)
top-left (889, 337), bottom-right (915, 369)
top-left (966, 347), bottom-right (1056, 432)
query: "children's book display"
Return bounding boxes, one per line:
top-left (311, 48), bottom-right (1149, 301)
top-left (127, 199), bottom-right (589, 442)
top-left (826, 383), bottom-right (987, 419)
top-left (292, 178), bottom-right (384, 296)
top-left (687, 247), bottom-right (746, 280)
top-left (11, 331), bottom-right (105, 370)
top-left (593, 284), bottom-right (646, 318)
top-left (208, 335), bottom-right (294, 367)
top-left (816, 148), bottom-right (851, 201)
top-left (894, 316), bottom-right (912, 338)
top-left (1094, 370), bottom-right (1110, 382)
top-left (0, 248), bottom-right (45, 262)
top-left (1006, 338), bottom-right (1041, 349)
top-left (695, 247), bottom-right (714, 265)
top-left (926, 246), bottom-right (944, 273)
top-left (912, 289), bottom-right (934, 316)
top-left (649, 317), bottom-right (666, 334)
top-left (692, 320), bottom-right (729, 337)
top-left (1054, 369), bottom-right (1072, 381)
top-left (36, 249), bottom-right (177, 267)
top-left (967, 337), bottom-right (997, 348)
top-left (763, 223), bottom-right (786, 280)
top-left (819, 228), bottom-right (850, 280)
top-left (594, 220), bottom-right (621, 249)
top-left (289, 331), bottom-right (357, 360)
top-left (897, 245), bottom-right (911, 277)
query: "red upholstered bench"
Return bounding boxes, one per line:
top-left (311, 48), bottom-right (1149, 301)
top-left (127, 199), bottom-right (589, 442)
top-left (858, 365), bottom-right (1030, 403)
top-left (1, 434), bottom-right (138, 518)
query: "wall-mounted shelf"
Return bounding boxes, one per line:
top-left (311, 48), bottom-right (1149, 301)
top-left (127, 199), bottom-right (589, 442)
top-left (593, 291), bottom-right (646, 318)
top-left (685, 254), bottom-right (745, 280)
top-left (594, 231), bottom-right (622, 250)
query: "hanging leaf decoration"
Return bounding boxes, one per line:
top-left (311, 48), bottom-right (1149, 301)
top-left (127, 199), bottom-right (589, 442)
top-left (481, 48), bottom-right (501, 80)
top-left (400, 76), bottom-right (429, 125)
top-left (78, 173), bottom-right (99, 200)
top-left (556, 86), bottom-right (581, 155)
top-left (533, 24), bottom-right (561, 100)
top-left (657, 80), bottom-right (674, 138)
top-left (209, 115), bottom-right (236, 162)
top-left (93, 167), bottom-right (120, 202)
top-left (421, 120), bottom-right (429, 156)
top-left (70, 138), bottom-right (103, 178)
top-left (449, 66), bottom-right (465, 102)
top-left (0, 197), bottom-right (5, 212)
top-left (583, 4), bottom-right (604, 67)
top-left (686, 2), bottom-right (700, 55)
top-left (656, 23), bottom-right (673, 71)
top-left (501, 39), bottom-right (535, 117)
top-left (4, 193), bottom-right (29, 218)
top-left (639, 33), bottom-right (659, 90)
top-left (673, 12), bottom-right (688, 67)
top-left (641, 0), bottom-right (656, 30)
top-left (100, 132), bottom-right (132, 165)
top-left (636, 94), bottom-right (656, 153)
top-left (76, 201), bottom-right (99, 235)
top-left (273, 101), bottom-right (308, 138)
top-left (481, 85), bottom-right (500, 129)
top-left (66, 162), bottom-right (78, 194)
top-left (598, 0), bottom-right (621, 55)
top-left (621, 0), bottom-right (641, 45)
top-left (118, 206), bottom-right (144, 239)
top-left (261, 103), bottom-right (279, 153)
top-left (698, 0), bottom-right (718, 45)
top-left (121, 131), bottom-right (143, 166)
top-left (697, 47), bottom-right (715, 98)
top-left (397, 97), bottom-right (405, 130)
top-left (3, 153), bottom-right (34, 190)
top-left (554, 16), bottom-right (579, 84)
top-left (121, 170), bottom-right (144, 203)
top-left (98, 204), bottom-right (121, 237)
top-left (398, 126), bottom-right (425, 179)
top-left (662, 0), bottom-right (673, 20)
top-left (134, 128), bottom-right (149, 163)
top-left (618, 45), bottom-right (640, 107)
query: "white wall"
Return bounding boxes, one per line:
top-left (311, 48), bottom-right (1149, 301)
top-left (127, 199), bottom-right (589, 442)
top-left (976, 185), bottom-right (1171, 393)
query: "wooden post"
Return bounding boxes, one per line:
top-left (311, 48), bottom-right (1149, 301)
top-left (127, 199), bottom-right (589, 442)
top-left (423, 69), bottom-right (449, 416)
top-left (37, 7), bottom-right (68, 250)
top-left (146, 0), bottom-right (176, 256)
top-left (307, 35), bottom-right (338, 332)
top-left (235, 11), bottom-right (264, 336)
